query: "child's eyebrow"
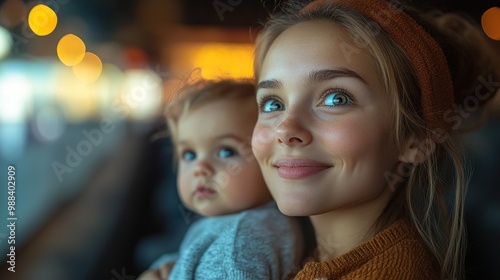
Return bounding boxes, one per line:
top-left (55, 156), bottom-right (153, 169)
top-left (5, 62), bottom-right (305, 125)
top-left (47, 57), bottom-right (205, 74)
top-left (176, 140), bottom-right (189, 147)
top-left (177, 134), bottom-right (246, 147)
top-left (213, 134), bottom-right (246, 142)
top-left (257, 68), bottom-right (366, 90)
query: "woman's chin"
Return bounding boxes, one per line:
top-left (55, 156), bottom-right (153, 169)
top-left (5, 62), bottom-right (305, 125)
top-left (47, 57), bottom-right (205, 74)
top-left (275, 201), bottom-right (313, 217)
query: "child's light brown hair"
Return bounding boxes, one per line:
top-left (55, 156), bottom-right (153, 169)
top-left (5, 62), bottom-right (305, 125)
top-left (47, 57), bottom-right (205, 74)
top-left (166, 79), bottom-right (256, 156)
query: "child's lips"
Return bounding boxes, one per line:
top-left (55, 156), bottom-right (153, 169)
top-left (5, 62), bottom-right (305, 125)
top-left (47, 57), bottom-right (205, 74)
top-left (194, 185), bottom-right (217, 198)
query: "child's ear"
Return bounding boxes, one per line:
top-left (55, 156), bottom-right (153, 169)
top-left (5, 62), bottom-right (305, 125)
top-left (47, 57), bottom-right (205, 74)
top-left (398, 135), bottom-right (435, 164)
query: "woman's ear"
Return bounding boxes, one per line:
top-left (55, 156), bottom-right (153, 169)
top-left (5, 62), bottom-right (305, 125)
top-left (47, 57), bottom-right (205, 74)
top-left (398, 136), bottom-right (436, 164)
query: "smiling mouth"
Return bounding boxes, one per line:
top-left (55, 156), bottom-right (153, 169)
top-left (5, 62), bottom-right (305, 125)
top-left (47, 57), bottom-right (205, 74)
top-left (274, 158), bottom-right (332, 180)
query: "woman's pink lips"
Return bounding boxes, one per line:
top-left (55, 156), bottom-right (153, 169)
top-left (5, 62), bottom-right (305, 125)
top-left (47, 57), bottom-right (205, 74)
top-left (274, 158), bottom-right (332, 179)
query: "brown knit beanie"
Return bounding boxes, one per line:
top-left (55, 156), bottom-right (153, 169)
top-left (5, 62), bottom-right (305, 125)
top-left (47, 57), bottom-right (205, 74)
top-left (302, 0), bottom-right (455, 130)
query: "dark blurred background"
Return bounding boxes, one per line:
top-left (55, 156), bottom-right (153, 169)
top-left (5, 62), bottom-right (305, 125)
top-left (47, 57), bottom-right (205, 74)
top-left (0, 0), bottom-right (498, 279)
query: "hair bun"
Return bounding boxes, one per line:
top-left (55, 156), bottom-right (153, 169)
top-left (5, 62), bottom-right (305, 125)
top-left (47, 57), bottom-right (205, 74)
top-left (432, 13), bottom-right (500, 128)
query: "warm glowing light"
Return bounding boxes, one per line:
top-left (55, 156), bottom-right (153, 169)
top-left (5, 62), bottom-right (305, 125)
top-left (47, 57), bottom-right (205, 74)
top-left (28, 4), bottom-right (57, 36)
top-left (57, 34), bottom-right (86, 66)
top-left (171, 42), bottom-right (254, 79)
top-left (0, 72), bottom-right (32, 123)
top-left (482, 7), bottom-right (500, 40)
top-left (54, 66), bottom-right (101, 121)
top-left (72, 52), bottom-right (102, 83)
top-left (121, 69), bottom-right (163, 120)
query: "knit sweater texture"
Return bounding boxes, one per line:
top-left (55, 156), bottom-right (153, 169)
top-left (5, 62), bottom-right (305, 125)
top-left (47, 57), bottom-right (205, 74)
top-left (293, 219), bottom-right (439, 280)
top-left (151, 201), bottom-right (303, 280)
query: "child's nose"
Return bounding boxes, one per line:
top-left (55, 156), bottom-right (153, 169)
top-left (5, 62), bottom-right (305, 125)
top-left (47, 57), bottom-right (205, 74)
top-left (193, 160), bottom-right (214, 177)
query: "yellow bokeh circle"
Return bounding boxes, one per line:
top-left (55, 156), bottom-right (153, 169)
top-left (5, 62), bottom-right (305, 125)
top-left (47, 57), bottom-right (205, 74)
top-left (72, 52), bottom-right (103, 83)
top-left (28, 4), bottom-right (57, 36)
top-left (482, 7), bottom-right (500, 40)
top-left (57, 34), bottom-right (86, 66)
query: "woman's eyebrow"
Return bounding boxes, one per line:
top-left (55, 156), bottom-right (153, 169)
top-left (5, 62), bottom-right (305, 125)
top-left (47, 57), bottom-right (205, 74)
top-left (257, 68), bottom-right (366, 90)
top-left (307, 68), bottom-right (366, 84)
top-left (257, 79), bottom-right (282, 90)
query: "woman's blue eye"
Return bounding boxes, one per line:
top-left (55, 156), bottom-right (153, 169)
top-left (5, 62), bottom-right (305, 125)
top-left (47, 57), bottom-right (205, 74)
top-left (218, 148), bottom-right (236, 158)
top-left (261, 98), bottom-right (285, 112)
top-left (182, 150), bottom-right (196, 161)
top-left (323, 92), bottom-right (352, 107)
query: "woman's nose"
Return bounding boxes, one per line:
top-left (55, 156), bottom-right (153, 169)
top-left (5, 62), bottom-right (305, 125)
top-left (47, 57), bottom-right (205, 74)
top-left (276, 114), bottom-right (312, 147)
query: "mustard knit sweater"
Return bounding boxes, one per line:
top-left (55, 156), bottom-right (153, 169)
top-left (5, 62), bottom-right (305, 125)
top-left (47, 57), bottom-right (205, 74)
top-left (293, 219), bottom-right (439, 280)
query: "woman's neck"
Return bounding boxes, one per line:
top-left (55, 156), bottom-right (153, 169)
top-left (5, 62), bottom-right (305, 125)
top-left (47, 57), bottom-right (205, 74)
top-left (310, 188), bottom-right (395, 261)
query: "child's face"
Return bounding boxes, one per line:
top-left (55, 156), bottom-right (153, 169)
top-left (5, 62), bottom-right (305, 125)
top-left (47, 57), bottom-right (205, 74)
top-left (252, 21), bottom-right (402, 216)
top-left (176, 97), bottom-right (271, 216)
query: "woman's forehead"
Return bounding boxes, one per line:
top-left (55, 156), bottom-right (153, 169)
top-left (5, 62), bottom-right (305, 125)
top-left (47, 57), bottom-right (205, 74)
top-left (260, 21), bottom-right (379, 86)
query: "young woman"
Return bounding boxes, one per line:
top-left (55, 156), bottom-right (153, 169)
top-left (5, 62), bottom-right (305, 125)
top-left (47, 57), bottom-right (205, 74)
top-left (251, 0), bottom-right (500, 279)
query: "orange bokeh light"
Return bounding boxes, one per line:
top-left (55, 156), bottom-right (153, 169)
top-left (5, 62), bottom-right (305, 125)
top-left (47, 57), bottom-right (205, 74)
top-left (72, 52), bottom-right (103, 83)
top-left (57, 34), bottom-right (86, 66)
top-left (482, 7), bottom-right (500, 41)
top-left (28, 4), bottom-right (57, 36)
top-left (170, 42), bottom-right (254, 80)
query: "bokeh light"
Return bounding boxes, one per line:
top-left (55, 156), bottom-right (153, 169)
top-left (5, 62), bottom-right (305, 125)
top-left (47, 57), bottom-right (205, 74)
top-left (57, 34), bottom-right (86, 66)
top-left (121, 69), bottom-right (163, 120)
top-left (0, 72), bottom-right (32, 123)
top-left (482, 7), bottom-right (500, 41)
top-left (32, 106), bottom-right (66, 142)
top-left (0, 26), bottom-right (13, 59)
top-left (28, 4), bottom-right (57, 36)
top-left (54, 66), bottom-right (102, 121)
top-left (170, 42), bottom-right (254, 79)
top-left (72, 52), bottom-right (102, 83)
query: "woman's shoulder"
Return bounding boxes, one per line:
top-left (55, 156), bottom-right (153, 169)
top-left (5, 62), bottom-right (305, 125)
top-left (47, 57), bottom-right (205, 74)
top-left (368, 219), bottom-right (439, 278)
top-left (295, 219), bottom-right (439, 280)
top-left (355, 219), bottom-right (439, 279)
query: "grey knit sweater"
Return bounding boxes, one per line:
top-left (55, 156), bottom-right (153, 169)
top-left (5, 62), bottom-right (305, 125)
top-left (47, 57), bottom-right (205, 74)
top-left (150, 201), bottom-right (304, 280)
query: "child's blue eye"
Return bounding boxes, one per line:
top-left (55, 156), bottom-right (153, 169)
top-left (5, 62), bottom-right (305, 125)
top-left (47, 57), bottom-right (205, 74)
top-left (261, 98), bottom-right (285, 112)
top-left (218, 148), bottom-right (236, 158)
top-left (182, 150), bottom-right (196, 161)
top-left (323, 91), bottom-right (352, 107)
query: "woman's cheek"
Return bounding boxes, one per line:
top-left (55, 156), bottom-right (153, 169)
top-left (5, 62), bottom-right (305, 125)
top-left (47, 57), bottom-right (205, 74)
top-left (252, 123), bottom-right (275, 162)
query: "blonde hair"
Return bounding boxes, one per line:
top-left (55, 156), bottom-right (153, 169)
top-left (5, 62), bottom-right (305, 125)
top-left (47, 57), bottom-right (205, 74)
top-left (166, 79), bottom-right (256, 148)
top-left (254, 1), bottom-right (500, 279)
